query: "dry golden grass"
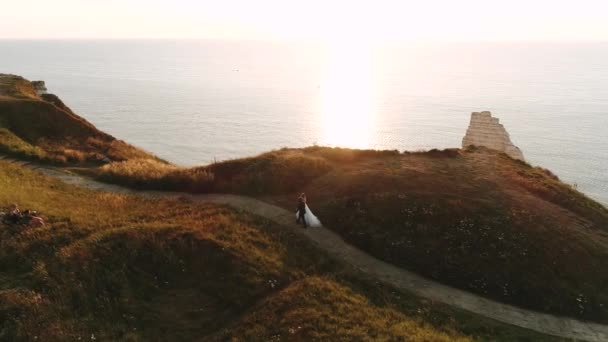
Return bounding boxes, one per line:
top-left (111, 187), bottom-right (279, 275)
top-left (89, 145), bottom-right (608, 322)
top-left (219, 276), bottom-right (471, 341)
top-left (205, 148), bottom-right (332, 194)
top-left (300, 146), bottom-right (608, 322)
top-left (0, 161), bottom-right (546, 341)
top-left (97, 158), bottom-right (214, 191)
top-left (0, 160), bottom-right (556, 341)
top-left (225, 277), bottom-right (473, 342)
top-left (0, 74), bottom-right (38, 100)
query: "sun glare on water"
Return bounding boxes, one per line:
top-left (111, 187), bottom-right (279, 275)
top-left (319, 41), bottom-right (378, 149)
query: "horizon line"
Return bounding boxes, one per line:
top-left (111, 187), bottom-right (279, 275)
top-left (2, 37), bottom-right (608, 44)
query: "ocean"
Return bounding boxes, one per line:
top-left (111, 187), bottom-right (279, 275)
top-left (1, 40), bottom-right (607, 205)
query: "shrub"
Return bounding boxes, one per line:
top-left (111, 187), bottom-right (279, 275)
top-left (62, 149), bottom-right (87, 163)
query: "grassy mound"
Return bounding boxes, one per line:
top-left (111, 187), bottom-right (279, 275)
top-left (218, 277), bottom-right (467, 341)
top-left (304, 146), bottom-right (608, 322)
top-left (92, 147), bottom-right (400, 195)
top-left (0, 160), bottom-right (555, 341)
top-left (95, 158), bottom-right (214, 192)
top-left (89, 145), bottom-right (608, 323)
top-left (0, 74), bottom-right (155, 164)
top-left (93, 148), bottom-right (333, 194)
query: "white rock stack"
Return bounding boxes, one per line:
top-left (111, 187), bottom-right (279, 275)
top-left (462, 111), bottom-right (525, 161)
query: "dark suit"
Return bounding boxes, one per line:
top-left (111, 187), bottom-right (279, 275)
top-left (296, 199), bottom-right (307, 227)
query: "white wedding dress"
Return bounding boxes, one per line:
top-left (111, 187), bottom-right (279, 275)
top-left (296, 204), bottom-right (322, 227)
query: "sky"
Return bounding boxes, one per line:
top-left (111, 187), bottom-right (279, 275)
top-left (1, 0), bottom-right (608, 41)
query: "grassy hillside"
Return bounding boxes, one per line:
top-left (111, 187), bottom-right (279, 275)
top-left (90, 146), bottom-right (608, 323)
top-left (0, 74), bottom-right (156, 164)
top-left (0, 160), bottom-right (557, 341)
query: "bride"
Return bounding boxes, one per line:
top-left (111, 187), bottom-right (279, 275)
top-left (296, 193), bottom-right (322, 228)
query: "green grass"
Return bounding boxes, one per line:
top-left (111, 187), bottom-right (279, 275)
top-left (0, 160), bottom-right (557, 341)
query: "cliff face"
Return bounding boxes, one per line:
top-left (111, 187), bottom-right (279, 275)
top-left (462, 111), bottom-right (524, 161)
top-left (0, 73), bottom-right (157, 164)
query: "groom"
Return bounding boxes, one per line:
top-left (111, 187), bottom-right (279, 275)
top-left (296, 193), bottom-right (307, 228)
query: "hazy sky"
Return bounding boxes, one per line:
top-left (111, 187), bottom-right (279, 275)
top-left (2, 0), bottom-right (608, 41)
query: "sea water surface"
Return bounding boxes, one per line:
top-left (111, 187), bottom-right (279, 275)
top-left (1, 40), bottom-right (607, 204)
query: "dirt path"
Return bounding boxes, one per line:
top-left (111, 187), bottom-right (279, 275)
top-left (2, 155), bottom-right (608, 341)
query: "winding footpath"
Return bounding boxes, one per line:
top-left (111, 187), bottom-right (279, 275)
top-left (2, 155), bottom-right (608, 341)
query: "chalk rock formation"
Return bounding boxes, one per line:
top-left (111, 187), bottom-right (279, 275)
top-left (31, 80), bottom-right (47, 95)
top-left (462, 111), bottom-right (524, 161)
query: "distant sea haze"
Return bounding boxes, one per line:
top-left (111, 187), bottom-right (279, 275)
top-left (1, 40), bottom-right (607, 205)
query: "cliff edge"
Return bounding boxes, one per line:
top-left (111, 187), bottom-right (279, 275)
top-left (0, 73), bottom-right (156, 164)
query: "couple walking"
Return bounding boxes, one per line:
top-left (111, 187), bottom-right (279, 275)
top-left (296, 193), bottom-right (321, 228)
